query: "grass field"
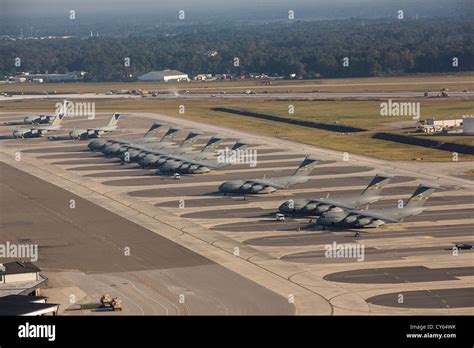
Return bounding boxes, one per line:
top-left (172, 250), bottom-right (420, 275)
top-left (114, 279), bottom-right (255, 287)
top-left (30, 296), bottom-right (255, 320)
top-left (1, 73), bottom-right (473, 94)
top-left (1, 96), bottom-right (473, 162)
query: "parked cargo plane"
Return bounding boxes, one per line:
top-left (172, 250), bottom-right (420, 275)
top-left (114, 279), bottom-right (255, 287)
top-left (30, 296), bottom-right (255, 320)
top-left (12, 114), bottom-right (65, 138)
top-left (87, 122), bottom-right (164, 151)
top-left (316, 184), bottom-right (438, 228)
top-left (3, 113), bottom-right (57, 125)
top-left (279, 174), bottom-right (394, 216)
top-left (101, 127), bottom-right (184, 157)
top-left (137, 135), bottom-right (222, 168)
top-left (119, 131), bottom-right (205, 165)
top-left (157, 141), bottom-right (252, 175)
top-left (69, 113), bottom-right (122, 139)
top-left (218, 156), bottom-right (330, 194)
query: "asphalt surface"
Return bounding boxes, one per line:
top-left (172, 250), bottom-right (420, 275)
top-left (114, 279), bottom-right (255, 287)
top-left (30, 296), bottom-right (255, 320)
top-left (323, 266), bottom-right (474, 284)
top-left (0, 161), bottom-right (294, 314)
top-left (367, 287), bottom-right (474, 309)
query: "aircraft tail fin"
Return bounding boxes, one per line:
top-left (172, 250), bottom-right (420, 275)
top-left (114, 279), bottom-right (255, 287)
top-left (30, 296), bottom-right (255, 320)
top-left (201, 136), bottom-right (225, 153)
top-left (144, 122), bottom-right (163, 137)
top-left (51, 113), bottom-right (65, 126)
top-left (160, 127), bottom-right (181, 142)
top-left (107, 113), bottom-right (121, 127)
top-left (231, 141), bottom-right (252, 151)
top-left (180, 131), bottom-right (203, 147)
top-left (361, 174), bottom-right (394, 197)
top-left (405, 184), bottom-right (438, 208)
top-left (292, 155), bottom-right (327, 176)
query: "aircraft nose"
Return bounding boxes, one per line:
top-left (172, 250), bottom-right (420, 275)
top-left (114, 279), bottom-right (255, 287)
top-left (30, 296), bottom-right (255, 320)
top-left (219, 182), bottom-right (234, 192)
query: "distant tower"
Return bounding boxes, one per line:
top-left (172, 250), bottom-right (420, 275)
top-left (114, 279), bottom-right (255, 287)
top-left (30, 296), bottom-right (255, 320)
top-left (90, 30), bottom-right (93, 37)
top-left (96, 32), bottom-right (99, 37)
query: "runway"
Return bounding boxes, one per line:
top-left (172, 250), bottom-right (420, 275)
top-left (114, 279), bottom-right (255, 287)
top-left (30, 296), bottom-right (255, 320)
top-left (1, 90), bottom-right (473, 102)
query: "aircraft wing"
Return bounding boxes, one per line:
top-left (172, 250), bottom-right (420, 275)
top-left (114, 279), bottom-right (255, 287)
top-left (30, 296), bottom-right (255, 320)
top-left (134, 149), bottom-right (224, 169)
top-left (244, 178), bottom-right (287, 189)
top-left (312, 198), bottom-right (356, 210)
top-left (344, 209), bottom-right (400, 223)
top-left (159, 155), bottom-right (225, 169)
top-left (184, 158), bottom-right (226, 169)
top-left (88, 126), bottom-right (114, 132)
top-left (36, 125), bottom-right (58, 131)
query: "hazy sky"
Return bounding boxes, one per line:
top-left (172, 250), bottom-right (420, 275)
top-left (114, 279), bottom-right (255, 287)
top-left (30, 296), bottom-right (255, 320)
top-left (0, 0), bottom-right (471, 34)
top-left (2, 0), bottom-right (469, 17)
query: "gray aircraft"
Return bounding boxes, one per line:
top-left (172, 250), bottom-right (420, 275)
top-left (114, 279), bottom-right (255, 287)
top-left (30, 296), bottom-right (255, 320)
top-left (12, 114), bottom-right (65, 138)
top-left (99, 126), bottom-right (182, 157)
top-left (157, 141), bottom-right (252, 175)
top-left (279, 174), bottom-right (394, 216)
top-left (69, 113), bottom-right (121, 139)
top-left (218, 156), bottom-right (330, 194)
top-left (117, 131), bottom-right (204, 164)
top-left (316, 184), bottom-right (438, 228)
top-left (3, 114), bottom-right (57, 125)
top-left (136, 135), bottom-right (220, 168)
top-left (87, 122), bottom-right (163, 151)
top-left (125, 131), bottom-right (205, 164)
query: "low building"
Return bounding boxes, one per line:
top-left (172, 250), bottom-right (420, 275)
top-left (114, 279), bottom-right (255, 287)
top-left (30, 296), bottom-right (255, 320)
top-left (138, 70), bottom-right (189, 82)
top-left (463, 116), bottom-right (474, 134)
top-left (0, 261), bottom-right (46, 297)
top-left (0, 261), bottom-right (42, 284)
top-left (418, 118), bottom-right (463, 133)
top-left (18, 71), bottom-right (85, 82)
top-left (0, 295), bottom-right (59, 316)
top-left (0, 262), bottom-right (58, 315)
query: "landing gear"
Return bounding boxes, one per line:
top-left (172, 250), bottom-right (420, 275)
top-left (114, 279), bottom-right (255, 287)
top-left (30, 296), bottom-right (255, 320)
top-left (354, 232), bottom-right (361, 238)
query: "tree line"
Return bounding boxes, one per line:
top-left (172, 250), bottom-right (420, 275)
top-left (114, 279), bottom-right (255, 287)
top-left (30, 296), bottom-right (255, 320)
top-left (0, 18), bottom-right (472, 81)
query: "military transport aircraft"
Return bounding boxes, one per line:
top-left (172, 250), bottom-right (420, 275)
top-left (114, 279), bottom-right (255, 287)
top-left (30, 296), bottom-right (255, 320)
top-left (135, 135), bottom-right (220, 168)
top-left (98, 126), bottom-right (183, 156)
top-left (87, 122), bottom-right (165, 151)
top-left (316, 184), bottom-right (438, 228)
top-left (156, 141), bottom-right (252, 175)
top-left (218, 156), bottom-right (330, 194)
top-left (69, 113), bottom-right (122, 139)
top-left (12, 114), bottom-right (65, 138)
top-left (278, 174), bottom-right (394, 216)
top-left (3, 113), bottom-right (58, 125)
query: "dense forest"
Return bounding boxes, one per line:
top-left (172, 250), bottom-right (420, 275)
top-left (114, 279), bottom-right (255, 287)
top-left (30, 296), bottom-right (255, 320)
top-left (0, 18), bottom-right (472, 81)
